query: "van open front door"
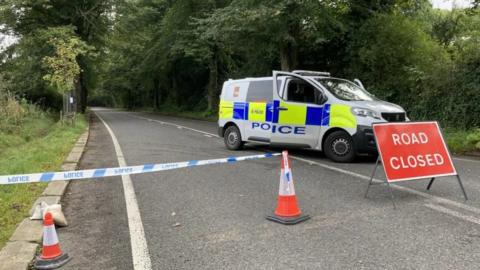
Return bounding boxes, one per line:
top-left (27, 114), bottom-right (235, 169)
top-left (271, 71), bottom-right (325, 148)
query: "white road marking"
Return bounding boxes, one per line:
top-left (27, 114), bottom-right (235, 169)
top-left (96, 112), bottom-right (152, 270)
top-left (453, 157), bottom-right (480, 163)
top-left (204, 134), bottom-right (212, 138)
top-left (289, 155), bottom-right (480, 215)
top-left (135, 114), bottom-right (480, 164)
top-left (131, 113), bottom-right (480, 221)
top-left (424, 203), bottom-right (480, 225)
top-left (132, 115), bottom-right (220, 138)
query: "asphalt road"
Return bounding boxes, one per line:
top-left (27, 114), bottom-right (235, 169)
top-left (59, 108), bottom-right (480, 270)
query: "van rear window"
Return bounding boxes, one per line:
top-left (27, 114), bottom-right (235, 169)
top-left (246, 80), bottom-right (273, 102)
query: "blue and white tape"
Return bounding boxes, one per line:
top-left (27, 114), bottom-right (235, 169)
top-left (0, 153), bottom-right (279, 185)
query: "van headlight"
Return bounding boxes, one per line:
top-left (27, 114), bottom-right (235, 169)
top-left (351, 107), bottom-right (381, 119)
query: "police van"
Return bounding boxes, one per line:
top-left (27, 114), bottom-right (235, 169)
top-left (218, 70), bottom-right (407, 162)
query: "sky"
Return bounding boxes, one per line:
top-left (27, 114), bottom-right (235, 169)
top-left (432, 0), bottom-right (473, 9)
top-left (0, 0), bottom-right (475, 51)
top-left (0, 35), bottom-right (16, 51)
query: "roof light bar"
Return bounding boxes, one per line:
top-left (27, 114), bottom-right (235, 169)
top-left (292, 70), bottom-right (331, 77)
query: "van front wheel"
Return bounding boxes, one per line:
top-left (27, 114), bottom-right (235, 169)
top-left (224, 125), bottom-right (244, 150)
top-left (323, 130), bottom-right (355, 163)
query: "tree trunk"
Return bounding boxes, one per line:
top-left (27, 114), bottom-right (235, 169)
top-left (280, 6), bottom-right (300, 72)
top-left (172, 67), bottom-right (179, 106)
top-left (75, 55), bottom-right (88, 113)
top-left (207, 47), bottom-right (219, 111)
top-left (153, 78), bottom-right (161, 109)
top-left (74, 74), bottom-right (82, 113)
top-left (80, 71), bottom-right (87, 113)
top-left (280, 41), bottom-right (298, 72)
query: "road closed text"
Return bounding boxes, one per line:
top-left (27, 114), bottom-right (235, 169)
top-left (389, 132), bottom-right (444, 169)
top-left (390, 154), bottom-right (444, 169)
top-left (373, 122), bottom-right (455, 182)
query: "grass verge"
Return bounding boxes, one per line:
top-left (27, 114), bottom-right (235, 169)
top-left (444, 129), bottom-right (480, 154)
top-left (0, 115), bottom-right (87, 249)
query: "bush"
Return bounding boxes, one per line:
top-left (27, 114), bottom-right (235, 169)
top-left (0, 90), bottom-right (26, 132)
top-left (0, 88), bottom-right (54, 152)
top-left (466, 129), bottom-right (480, 150)
top-left (0, 89), bottom-right (50, 130)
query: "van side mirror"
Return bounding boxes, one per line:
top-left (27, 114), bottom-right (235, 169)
top-left (316, 93), bottom-right (327, 105)
top-left (354, 78), bottom-right (365, 90)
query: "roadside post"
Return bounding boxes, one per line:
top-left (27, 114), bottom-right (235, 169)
top-left (364, 121), bottom-right (467, 208)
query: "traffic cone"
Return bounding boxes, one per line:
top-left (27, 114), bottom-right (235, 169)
top-left (34, 212), bottom-right (71, 269)
top-left (266, 151), bottom-right (310, 225)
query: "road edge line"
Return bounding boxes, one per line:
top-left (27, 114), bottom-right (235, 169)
top-left (95, 111), bottom-right (152, 270)
top-left (424, 203), bottom-right (480, 225)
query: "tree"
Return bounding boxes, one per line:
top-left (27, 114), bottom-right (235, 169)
top-left (0, 0), bottom-right (113, 112)
top-left (200, 0), bottom-right (344, 71)
top-left (42, 27), bottom-right (90, 96)
top-left (348, 13), bottom-right (450, 112)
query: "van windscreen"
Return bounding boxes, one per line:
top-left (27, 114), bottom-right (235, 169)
top-left (315, 78), bottom-right (376, 101)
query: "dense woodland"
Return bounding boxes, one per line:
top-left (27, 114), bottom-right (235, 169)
top-left (0, 0), bottom-right (479, 129)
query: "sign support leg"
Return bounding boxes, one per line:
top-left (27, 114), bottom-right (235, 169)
top-left (364, 157), bottom-right (380, 198)
top-left (426, 177), bottom-right (435, 190)
top-left (456, 175), bottom-right (468, 201)
top-left (365, 157), bottom-right (396, 209)
top-left (385, 181), bottom-right (396, 209)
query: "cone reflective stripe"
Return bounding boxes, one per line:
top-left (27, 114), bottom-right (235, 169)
top-left (35, 212), bottom-right (71, 269)
top-left (266, 151), bottom-right (310, 225)
top-left (275, 152), bottom-right (300, 217)
top-left (279, 152), bottom-right (295, 196)
top-left (41, 223), bottom-right (61, 259)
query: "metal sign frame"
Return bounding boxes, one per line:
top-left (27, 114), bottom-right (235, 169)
top-left (364, 121), bottom-right (468, 208)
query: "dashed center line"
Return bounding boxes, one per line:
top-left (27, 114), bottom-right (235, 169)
top-left (131, 112), bottom-right (480, 225)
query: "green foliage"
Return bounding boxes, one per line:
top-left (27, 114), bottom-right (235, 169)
top-left (1, 0), bottom-right (480, 135)
top-left (466, 129), bottom-right (480, 150)
top-left (0, 0), bottom-right (113, 112)
top-left (0, 83), bottom-right (51, 136)
top-left (1, 32), bottom-right (62, 109)
top-left (41, 27), bottom-right (90, 94)
top-left (347, 12), bottom-right (454, 122)
top-left (445, 129), bottom-right (480, 153)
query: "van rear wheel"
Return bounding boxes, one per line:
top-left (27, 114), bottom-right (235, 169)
top-left (323, 130), bottom-right (355, 163)
top-left (224, 125), bottom-right (244, 150)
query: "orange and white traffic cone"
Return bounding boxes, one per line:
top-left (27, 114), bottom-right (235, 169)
top-left (266, 150), bottom-right (310, 225)
top-left (34, 212), bottom-right (71, 269)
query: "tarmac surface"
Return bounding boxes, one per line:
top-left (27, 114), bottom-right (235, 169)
top-left (59, 108), bottom-right (480, 269)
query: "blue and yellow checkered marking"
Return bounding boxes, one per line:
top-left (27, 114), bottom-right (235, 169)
top-left (221, 100), bottom-right (330, 126)
top-left (219, 100), bottom-right (356, 129)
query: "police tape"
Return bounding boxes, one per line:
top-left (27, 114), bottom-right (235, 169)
top-left (0, 153), bottom-right (280, 185)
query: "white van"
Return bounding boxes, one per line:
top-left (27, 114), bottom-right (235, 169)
top-left (217, 70), bottom-right (407, 162)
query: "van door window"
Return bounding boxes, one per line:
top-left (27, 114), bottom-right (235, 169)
top-left (285, 79), bottom-right (316, 103)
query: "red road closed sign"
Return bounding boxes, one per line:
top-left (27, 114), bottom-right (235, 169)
top-left (373, 121), bottom-right (456, 182)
